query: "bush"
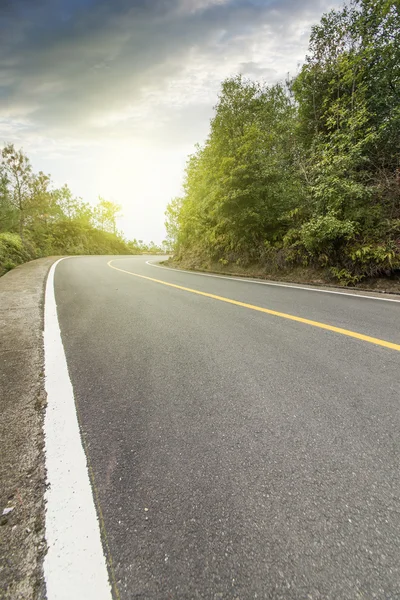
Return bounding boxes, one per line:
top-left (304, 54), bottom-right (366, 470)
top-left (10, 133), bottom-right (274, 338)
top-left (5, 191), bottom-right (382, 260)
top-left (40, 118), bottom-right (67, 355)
top-left (299, 215), bottom-right (356, 255)
top-left (0, 233), bottom-right (35, 275)
top-left (345, 241), bottom-right (400, 279)
top-left (29, 221), bottom-right (134, 256)
top-left (0, 223), bottom-right (136, 277)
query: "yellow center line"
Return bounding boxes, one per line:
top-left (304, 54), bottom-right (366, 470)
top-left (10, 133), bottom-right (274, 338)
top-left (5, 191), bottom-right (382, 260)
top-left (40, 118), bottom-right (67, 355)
top-left (107, 260), bottom-right (400, 353)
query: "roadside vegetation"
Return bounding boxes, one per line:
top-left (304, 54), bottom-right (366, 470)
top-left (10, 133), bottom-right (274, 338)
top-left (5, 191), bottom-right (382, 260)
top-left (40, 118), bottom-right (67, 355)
top-left (0, 145), bottom-right (166, 275)
top-left (166, 0), bottom-right (400, 287)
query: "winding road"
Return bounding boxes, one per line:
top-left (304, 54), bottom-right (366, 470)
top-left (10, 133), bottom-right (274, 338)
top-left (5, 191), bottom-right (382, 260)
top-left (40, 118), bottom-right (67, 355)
top-left (49, 255), bottom-right (400, 599)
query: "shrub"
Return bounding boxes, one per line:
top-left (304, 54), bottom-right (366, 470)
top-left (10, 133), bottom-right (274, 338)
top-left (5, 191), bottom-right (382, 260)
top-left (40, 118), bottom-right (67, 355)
top-left (0, 233), bottom-right (35, 275)
top-left (299, 215), bottom-right (356, 256)
top-left (346, 241), bottom-right (400, 279)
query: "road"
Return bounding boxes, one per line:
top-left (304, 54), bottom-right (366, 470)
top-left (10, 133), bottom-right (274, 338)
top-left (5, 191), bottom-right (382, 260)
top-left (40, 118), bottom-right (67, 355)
top-left (53, 255), bottom-right (400, 599)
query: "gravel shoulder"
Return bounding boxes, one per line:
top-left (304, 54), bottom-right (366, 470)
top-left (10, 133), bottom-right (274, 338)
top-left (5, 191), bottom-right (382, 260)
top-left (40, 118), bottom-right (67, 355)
top-left (0, 257), bottom-right (60, 600)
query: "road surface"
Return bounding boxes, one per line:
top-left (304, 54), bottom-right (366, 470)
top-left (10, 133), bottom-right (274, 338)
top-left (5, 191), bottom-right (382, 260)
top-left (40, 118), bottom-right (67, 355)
top-left (53, 255), bottom-right (400, 599)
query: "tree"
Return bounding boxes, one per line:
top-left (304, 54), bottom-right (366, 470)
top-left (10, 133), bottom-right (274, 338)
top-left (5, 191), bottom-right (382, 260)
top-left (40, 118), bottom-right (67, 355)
top-left (164, 197), bottom-right (182, 250)
top-left (291, 0), bottom-right (400, 278)
top-left (161, 240), bottom-right (171, 254)
top-left (0, 169), bottom-right (17, 233)
top-left (0, 144), bottom-right (141, 269)
top-left (172, 76), bottom-right (302, 263)
top-left (170, 1), bottom-right (400, 282)
top-left (0, 144), bottom-right (33, 238)
top-left (28, 171), bottom-right (57, 225)
top-left (54, 184), bottom-right (94, 226)
top-left (94, 198), bottom-right (122, 234)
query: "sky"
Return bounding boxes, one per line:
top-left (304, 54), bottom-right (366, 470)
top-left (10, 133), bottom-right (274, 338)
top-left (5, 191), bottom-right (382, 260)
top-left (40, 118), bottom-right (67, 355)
top-left (0, 0), bottom-right (343, 243)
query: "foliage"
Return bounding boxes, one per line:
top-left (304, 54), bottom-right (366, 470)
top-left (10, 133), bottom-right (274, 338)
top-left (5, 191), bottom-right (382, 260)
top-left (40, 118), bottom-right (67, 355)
top-left (0, 145), bottom-right (142, 273)
top-left (0, 144), bottom-right (33, 238)
top-left (0, 232), bottom-right (34, 275)
top-left (94, 198), bottom-right (122, 234)
top-left (164, 197), bottom-right (182, 250)
top-left (170, 76), bottom-right (303, 264)
top-left (167, 0), bottom-right (400, 284)
top-left (299, 214), bottom-right (356, 255)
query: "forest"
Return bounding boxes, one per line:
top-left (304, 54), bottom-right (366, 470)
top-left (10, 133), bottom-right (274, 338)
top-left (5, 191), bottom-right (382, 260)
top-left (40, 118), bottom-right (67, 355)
top-left (0, 144), bottom-right (165, 275)
top-left (166, 0), bottom-right (400, 286)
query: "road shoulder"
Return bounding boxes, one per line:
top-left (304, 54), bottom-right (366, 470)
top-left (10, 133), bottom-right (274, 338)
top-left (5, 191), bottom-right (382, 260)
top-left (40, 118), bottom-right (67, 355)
top-left (0, 257), bottom-right (60, 600)
top-left (157, 259), bottom-right (400, 300)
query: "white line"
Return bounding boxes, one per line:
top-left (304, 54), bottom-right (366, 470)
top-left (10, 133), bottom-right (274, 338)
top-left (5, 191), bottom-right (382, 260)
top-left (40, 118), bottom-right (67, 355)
top-left (145, 260), bottom-right (400, 304)
top-left (44, 258), bottom-right (113, 600)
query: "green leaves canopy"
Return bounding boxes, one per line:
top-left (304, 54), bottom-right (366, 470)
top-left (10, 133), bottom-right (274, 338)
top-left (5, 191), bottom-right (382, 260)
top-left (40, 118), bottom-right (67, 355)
top-left (168, 0), bottom-right (400, 283)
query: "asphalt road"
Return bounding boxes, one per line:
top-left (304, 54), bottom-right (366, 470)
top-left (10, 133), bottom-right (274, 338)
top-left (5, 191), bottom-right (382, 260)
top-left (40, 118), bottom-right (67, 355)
top-left (54, 255), bottom-right (400, 599)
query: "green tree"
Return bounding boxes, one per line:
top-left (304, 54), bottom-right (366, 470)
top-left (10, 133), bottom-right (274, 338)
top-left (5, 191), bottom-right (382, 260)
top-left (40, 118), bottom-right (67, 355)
top-left (173, 76), bottom-right (303, 264)
top-left (171, 0), bottom-right (400, 282)
top-left (291, 0), bottom-right (400, 278)
top-left (164, 197), bottom-right (182, 250)
top-left (54, 184), bottom-right (94, 226)
top-left (28, 171), bottom-right (57, 224)
top-left (0, 144), bottom-right (33, 238)
top-left (0, 169), bottom-right (17, 233)
top-left (94, 197), bottom-right (122, 234)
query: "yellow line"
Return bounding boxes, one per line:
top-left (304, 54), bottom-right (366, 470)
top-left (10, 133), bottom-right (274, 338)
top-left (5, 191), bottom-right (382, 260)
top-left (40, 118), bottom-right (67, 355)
top-left (107, 260), bottom-right (400, 353)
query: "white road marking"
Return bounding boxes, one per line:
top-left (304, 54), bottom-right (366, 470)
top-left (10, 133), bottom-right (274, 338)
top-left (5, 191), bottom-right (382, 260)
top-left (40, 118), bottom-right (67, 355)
top-left (44, 258), bottom-right (113, 600)
top-left (145, 260), bottom-right (400, 303)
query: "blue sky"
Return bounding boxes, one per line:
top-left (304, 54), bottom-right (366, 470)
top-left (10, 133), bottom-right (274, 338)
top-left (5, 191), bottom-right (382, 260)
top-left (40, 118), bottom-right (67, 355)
top-left (0, 0), bottom-right (342, 242)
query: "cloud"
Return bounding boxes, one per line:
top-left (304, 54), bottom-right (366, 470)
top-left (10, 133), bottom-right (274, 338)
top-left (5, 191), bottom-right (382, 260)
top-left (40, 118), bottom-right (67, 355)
top-left (0, 0), bottom-right (343, 146)
top-left (238, 61), bottom-right (278, 78)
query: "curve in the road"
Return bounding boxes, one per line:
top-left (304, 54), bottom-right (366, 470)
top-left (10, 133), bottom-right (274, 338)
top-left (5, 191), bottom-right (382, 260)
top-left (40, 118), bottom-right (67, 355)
top-left (145, 260), bottom-right (400, 303)
top-left (108, 260), bottom-right (400, 353)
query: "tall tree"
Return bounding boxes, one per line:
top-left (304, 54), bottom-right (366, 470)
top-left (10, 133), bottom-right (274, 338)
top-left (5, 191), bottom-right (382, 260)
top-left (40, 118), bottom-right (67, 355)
top-left (28, 171), bottom-right (56, 225)
top-left (0, 144), bottom-right (33, 238)
top-left (0, 168), bottom-right (17, 232)
top-left (171, 76), bottom-right (302, 263)
top-left (94, 198), bottom-right (122, 234)
top-left (164, 197), bottom-right (182, 250)
top-left (291, 0), bottom-right (400, 274)
top-left (170, 0), bottom-right (400, 282)
top-left (54, 184), bottom-right (94, 225)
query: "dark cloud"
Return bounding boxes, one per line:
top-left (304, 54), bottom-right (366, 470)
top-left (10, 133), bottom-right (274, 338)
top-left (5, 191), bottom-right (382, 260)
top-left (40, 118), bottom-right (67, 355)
top-left (0, 0), bottom-right (342, 143)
